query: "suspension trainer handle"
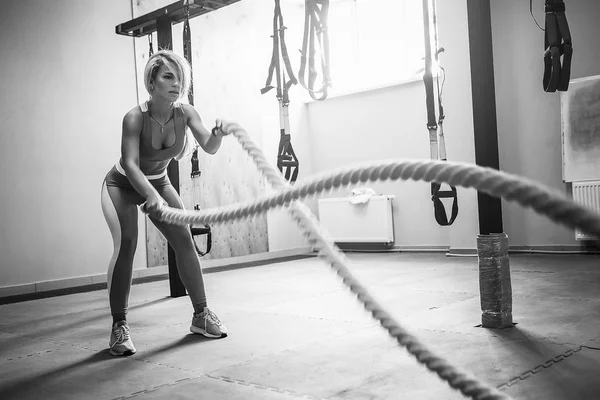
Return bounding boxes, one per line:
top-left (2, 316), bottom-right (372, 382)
top-left (422, 0), bottom-right (458, 226)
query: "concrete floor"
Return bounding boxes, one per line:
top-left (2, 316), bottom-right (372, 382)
top-left (0, 252), bottom-right (599, 400)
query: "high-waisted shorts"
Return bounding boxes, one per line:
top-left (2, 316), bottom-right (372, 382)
top-left (103, 163), bottom-right (172, 205)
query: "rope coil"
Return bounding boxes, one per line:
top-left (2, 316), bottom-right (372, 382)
top-left (155, 125), bottom-right (599, 400)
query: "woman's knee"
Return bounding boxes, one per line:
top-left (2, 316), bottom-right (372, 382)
top-left (119, 227), bottom-right (138, 248)
top-left (169, 228), bottom-right (196, 253)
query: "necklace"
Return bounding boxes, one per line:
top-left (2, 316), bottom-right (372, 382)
top-left (149, 109), bottom-right (174, 133)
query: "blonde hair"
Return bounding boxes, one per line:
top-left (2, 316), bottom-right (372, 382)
top-left (143, 50), bottom-right (191, 102)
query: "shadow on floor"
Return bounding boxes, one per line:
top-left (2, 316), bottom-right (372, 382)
top-left (137, 332), bottom-right (224, 360)
top-left (2, 297), bottom-right (175, 340)
top-left (0, 333), bottom-right (217, 399)
top-left (0, 351), bottom-right (115, 399)
top-left (492, 325), bottom-right (578, 358)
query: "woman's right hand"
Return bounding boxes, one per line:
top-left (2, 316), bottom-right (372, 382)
top-left (141, 193), bottom-right (167, 215)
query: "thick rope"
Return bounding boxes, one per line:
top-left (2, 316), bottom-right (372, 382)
top-left (157, 126), bottom-right (599, 400)
top-left (160, 131), bottom-right (600, 240)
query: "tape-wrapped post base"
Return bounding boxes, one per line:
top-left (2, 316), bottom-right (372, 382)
top-left (477, 233), bottom-right (513, 329)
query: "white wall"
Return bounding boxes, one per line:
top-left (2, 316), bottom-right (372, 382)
top-left (0, 0), bottom-right (143, 287)
top-left (491, 0), bottom-right (600, 246)
top-left (3, 0), bottom-right (598, 292)
top-left (132, 0), bottom-right (312, 253)
top-left (303, 0), bottom-right (600, 250)
top-left (303, 0), bottom-right (479, 251)
top-left (0, 0), bottom-right (315, 292)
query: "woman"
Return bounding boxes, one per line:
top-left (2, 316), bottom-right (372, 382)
top-left (101, 50), bottom-right (229, 356)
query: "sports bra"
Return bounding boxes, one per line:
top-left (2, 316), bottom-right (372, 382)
top-left (116, 101), bottom-right (192, 178)
top-left (138, 101), bottom-right (187, 162)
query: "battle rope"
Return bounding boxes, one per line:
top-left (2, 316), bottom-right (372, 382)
top-left (157, 127), bottom-right (519, 399)
top-left (157, 126), bottom-right (600, 398)
top-left (151, 126), bottom-right (600, 399)
top-left (157, 137), bottom-right (600, 240)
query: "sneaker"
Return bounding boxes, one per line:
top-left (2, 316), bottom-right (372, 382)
top-left (109, 320), bottom-right (136, 356)
top-left (190, 307), bottom-right (228, 338)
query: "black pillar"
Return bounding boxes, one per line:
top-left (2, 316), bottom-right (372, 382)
top-left (466, 0), bottom-right (504, 234)
top-left (156, 17), bottom-right (187, 298)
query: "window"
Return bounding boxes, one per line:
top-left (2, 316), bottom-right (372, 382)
top-left (326, 0), bottom-right (426, 96)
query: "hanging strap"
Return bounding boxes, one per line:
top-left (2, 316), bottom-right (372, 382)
top-left (275, 103), bottom-right (300, 182)
top-left (277, 105), bottom-right (299, 182)
top-left (422, 0), bottom-right (458, 227)
top-left (277, 138), bottom-right (299, 182)
top-left (261, 0), bottom-right (298, 100)
top-left (182, 1), bottom-right (202, 180)
top-left (191, 225), bottom-right (212, 257)
top-left (182, 1), bottom-right (211, 255)
top-left (261, 0), bottom-right (299, 183)
top-left (298, 0), bottom-right (331, 101)
top-left (542, 0), bottom-right (572, 92)
top-left (183, 4), bottom-right (195, 107)
top-left (148, 34), bottom-right (154, 57)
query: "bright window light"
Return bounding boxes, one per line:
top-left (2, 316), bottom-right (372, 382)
top-left (326, 0), bottom-right (426, 96)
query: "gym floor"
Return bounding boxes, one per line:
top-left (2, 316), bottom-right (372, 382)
top-left (0, 252), bottom-right (599, 400)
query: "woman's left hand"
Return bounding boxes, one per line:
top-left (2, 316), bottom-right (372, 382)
top-left (213, 119), bottom-right (239, 137)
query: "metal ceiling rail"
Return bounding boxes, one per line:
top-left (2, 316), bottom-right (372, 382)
top-left (115, 0), bottom-right (242, 37)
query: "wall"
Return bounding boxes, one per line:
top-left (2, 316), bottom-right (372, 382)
top-left (3, 0), bottom-right (597, 294)
top-left (491, 0), bottom-right (600, 246)
top-left (0, 0), bottom-right (320, 294)
top-left (303, 0), bottom-right (479, 251)
top-left (0, 0), bottom-right (142, 289)
top-left (304, 0), bottom-right (600, 250)
top-left (131, 0), bottom-right (311, 258)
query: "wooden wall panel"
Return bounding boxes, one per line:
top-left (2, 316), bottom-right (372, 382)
top-left (145, 222), bottom-right (167, 267)
top-left (179, 139), bottom-right (269, 260)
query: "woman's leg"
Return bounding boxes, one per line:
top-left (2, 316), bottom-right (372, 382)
top-left (148, 184), bottom-right (207, 313)
top-left (100, 180), bottom-right (140, 323)
top-left (149, 183), bottom-right (227, 338)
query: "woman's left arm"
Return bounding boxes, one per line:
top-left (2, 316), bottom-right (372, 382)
top-left (183, 104), bottom-right (227, 155)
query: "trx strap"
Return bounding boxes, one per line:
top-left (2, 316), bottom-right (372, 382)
top-left (542, 0), bottom-right (572, 92)
top-left (422, 0), bottom-right (458, 227)
top-left (261, 0), bottom-right (300, 183)
top-left (183, 1), bottom-right (200, 178)
top-left (276, 107), bottom-right (299, 182)
top-left (148, 34), bottom-right (154, 57)
top-left (183, 1), bottom-right (211, 255)
top-left (298, 0), bottom-right (331, 101)
top-left (191, 206), bottom-right (212, 256)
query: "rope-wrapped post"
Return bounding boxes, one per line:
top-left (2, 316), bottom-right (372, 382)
top-left (477, 233), bottom-right (513, 329)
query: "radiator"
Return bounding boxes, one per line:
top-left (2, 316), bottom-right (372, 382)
top-left (572, 180), bottom-right (600, 240)
top-left (317, 195), bottom-right (395, 244)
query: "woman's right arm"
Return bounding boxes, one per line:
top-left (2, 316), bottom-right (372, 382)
top-left (120, 109), bottom-right (165, 213)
